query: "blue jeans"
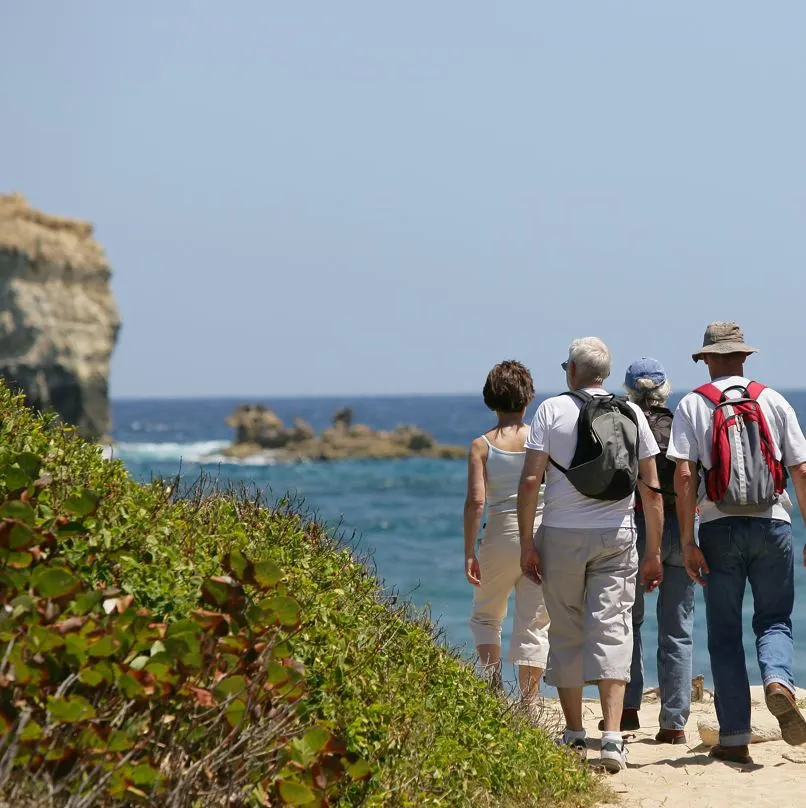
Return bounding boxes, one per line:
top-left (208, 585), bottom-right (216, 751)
top-left (625, 513), bottom-right (696, 730)
top-left (698, 517), bottom-right (795, 747)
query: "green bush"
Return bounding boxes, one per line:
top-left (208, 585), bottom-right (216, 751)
top-left (0, 386), bottom-right (598, 806)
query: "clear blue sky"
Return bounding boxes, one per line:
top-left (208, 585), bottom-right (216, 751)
top-left (2, 2), bottom-right (804, 399)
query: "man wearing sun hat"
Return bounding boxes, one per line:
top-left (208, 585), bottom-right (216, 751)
top-left (668, 321), bottom-right (806, 764)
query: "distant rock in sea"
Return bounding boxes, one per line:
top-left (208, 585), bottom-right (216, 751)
top-left (0, 193), bottom-right (120, 440)
top-left (222, 404), bottom-right (466, 461)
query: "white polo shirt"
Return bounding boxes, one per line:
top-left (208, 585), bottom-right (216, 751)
top-left (525, 388), bottom-right (659, 529)
top-left (667, 376), bottom-right (806, 524)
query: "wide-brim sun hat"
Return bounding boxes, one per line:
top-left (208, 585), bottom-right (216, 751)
top-left (692, 321), bottom-right (759, 362)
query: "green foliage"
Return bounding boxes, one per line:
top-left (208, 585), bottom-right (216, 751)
top-left (0, 385), bottom-right (597, 807)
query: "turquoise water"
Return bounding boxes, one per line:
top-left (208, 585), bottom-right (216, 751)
top-left (110, 393), bottom-right (806, 690)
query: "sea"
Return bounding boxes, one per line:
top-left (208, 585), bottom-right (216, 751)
top-left (109, 392), bottom-right (806, 692)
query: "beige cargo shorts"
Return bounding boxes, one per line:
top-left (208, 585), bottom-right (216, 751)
top-left (534, 523), bottom-right (638, 687)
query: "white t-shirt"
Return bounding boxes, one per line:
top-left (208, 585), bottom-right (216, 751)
top-left (525, 388), bottom-right (660, 529)
top-left (667, 376), bottom-right (806, 524)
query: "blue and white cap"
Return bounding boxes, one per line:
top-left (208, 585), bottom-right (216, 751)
top-left (624, 357), bottom-right (666, 391)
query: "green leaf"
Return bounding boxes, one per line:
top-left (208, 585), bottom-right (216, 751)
top-left (63, 490), bottom-right (100, 518)
top-left (8, 523), bottom-right (36, 550)
top-left (4, 466), bottom-right (30, 491)
top-left (33, 567), bottom-right (81, 599)
top-left (300, 727), bottom-right (331, 757)
top-left (224, 698), bottom-right (247, 728)
top-left (79, 668), bottom-right (106, 687)
top-left (1, 549), bottom-right (33, 569)
top-left (0, 501), bottom-right (35, 524)
top-left (213, 675), bottom-right (247, 700)
top-left (107, 729), bottom-right (134, 752)
top-left (72, 591), bottom-right (103, 615)
top-left (277, 781), bottom-right (316, 805)
top-left (265, 595), bottom-right (301, 627)
top-left (19, 720), bottom-right (43, 741)
top-left (346, 758), bottom-right (372, 780)
top-left (253, 560), bottom-right (283, 589)
top-left (16, 452), bottom-right (42, 478)
top-left (224, 548), bottom-right (252, 583)
top-left (47, 695), bottom-right (96, 723)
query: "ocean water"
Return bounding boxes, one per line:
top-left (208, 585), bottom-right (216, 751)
top-left (110, 392), bottom-right (806, 691)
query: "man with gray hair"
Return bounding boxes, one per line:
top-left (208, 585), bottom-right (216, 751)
top-left (669, 321), bottom-right (806, 764)
top-left (518, 336), bottom-right (664, 773)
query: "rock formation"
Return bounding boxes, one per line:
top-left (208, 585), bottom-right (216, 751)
top-left (221, 405), bottom-right (465, 461)
top-left (0, 194), bottom-right (120, 439)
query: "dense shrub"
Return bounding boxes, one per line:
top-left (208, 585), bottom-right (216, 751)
top-left (0, 386), bottom-right (597, 806)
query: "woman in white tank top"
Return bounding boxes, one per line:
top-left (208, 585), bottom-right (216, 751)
top-left (464, 361), bottom-right (550, 703)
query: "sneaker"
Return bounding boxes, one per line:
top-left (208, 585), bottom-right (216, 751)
top-left (558, 732), bottom-right (587, 761)
top-left (600, 740), bottom-right (628, 773)
top-left (567, 737), bottom-right (587, 760)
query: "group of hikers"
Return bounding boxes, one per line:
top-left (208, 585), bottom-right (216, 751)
top-left (463, 321), bottom-right (806, 773)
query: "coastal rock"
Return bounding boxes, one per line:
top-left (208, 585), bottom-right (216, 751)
top-left (0, 193), bottom-right (120, 439)
top-left (220, 406), bottom-right (465, 462)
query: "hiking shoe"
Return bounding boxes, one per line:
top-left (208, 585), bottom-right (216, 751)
top-left (655, 728), bottom-right (687, 745)
top-left (765, 683), bottom-right (806, 746)
top-left (597, 708), bottom-right (640, 732)
top-left (600, 740), bottom-right (628, 773)
top-left (709, 744), bottom-right (751, 765)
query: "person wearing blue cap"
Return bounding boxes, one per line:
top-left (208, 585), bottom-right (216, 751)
top-left (602, 357), bottom-right (695, 744)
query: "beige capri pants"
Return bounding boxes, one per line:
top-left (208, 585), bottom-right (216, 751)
top-left (535, 523), bottom-right (637, 687)
top-left (469, 512), bottom-right (550, 667)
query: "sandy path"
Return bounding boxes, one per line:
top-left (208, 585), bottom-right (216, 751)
top-left (559, 686), bottom-right (806, 808)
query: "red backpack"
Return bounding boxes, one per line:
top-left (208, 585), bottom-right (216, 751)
top-left (695, 381), bottom-right (786, 514)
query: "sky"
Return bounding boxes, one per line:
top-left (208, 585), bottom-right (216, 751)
top-left (1, 2), bottom-right (804, 399)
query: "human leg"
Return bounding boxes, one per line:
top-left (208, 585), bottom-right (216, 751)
top-left (698, 519), bottom-right (752, 747)
top-left (469, 539), bottom-right (516, 685)
top-left (657, 516), bottom-right (695, 732)
top-left (510, 557), bottom-right (550, 701)
top-left (745, 518), bottom-right (806, 745)
top-left (537, 526), bottom-right (588, 733)
top-left (583, 525), bottom-right (637, 730)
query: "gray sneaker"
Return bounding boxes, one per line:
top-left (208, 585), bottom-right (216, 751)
top-left (600, 739), bottom-right (627, 773)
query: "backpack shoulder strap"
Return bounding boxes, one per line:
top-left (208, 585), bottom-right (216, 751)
top-left (746, 381), bottom-right (766, 401)
top-left (563, 390), bottom-right (593, 404)
top-left (694, 383), bottom-right (722, 405)
top-left (549, 390), bottom-right (594, 474)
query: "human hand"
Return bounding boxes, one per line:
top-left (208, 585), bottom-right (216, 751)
top-left (465, 555), bottom-right (481, 586)
top-left (520, 547), bottom-right (542, 585)
top-left (683, 544), bottom-right (710, 586)
top-left (640, 553), bottom-right (663, 593)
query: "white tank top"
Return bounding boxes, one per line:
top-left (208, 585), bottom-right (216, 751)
top-left (482, 435), bottom-right (544, 516)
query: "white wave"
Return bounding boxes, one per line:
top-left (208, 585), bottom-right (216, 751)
top-left (108, 440), bottom-right (233, 465)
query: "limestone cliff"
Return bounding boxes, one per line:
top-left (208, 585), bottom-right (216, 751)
top-left (0, 194), bottom-right (120, 439)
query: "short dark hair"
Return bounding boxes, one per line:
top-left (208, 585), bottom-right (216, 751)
top-left (483, 360), bottom-right (535, 412)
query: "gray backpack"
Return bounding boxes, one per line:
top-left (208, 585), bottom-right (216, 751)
top-left (695, 382), bottom-right (786, 513)
top-left (549, 391), bottom-right (640, 501)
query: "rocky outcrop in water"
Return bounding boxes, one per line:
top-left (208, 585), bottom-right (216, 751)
top-left (222, 405), bottom-right (465, 461)
top-left (0, 194), bottom-right (120, 439)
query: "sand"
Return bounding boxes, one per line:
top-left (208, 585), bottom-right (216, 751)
top-left (563, 685), bottom-right (806, 808)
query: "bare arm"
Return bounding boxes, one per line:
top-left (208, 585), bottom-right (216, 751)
top-left (517, 449), bottom-right (549, 551)
top-left (787, 462), bottom-right (806, 568)
top-left (675, 459), bottom-right (709, 585)
top-left (637, 456), bottom-right (663, 556)
top-left (463, 439), bottom-right (487, 583)
top-left (674, 460), bottom-right (699, 547)
top-left (637, 456), bottom-right (664, 591)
